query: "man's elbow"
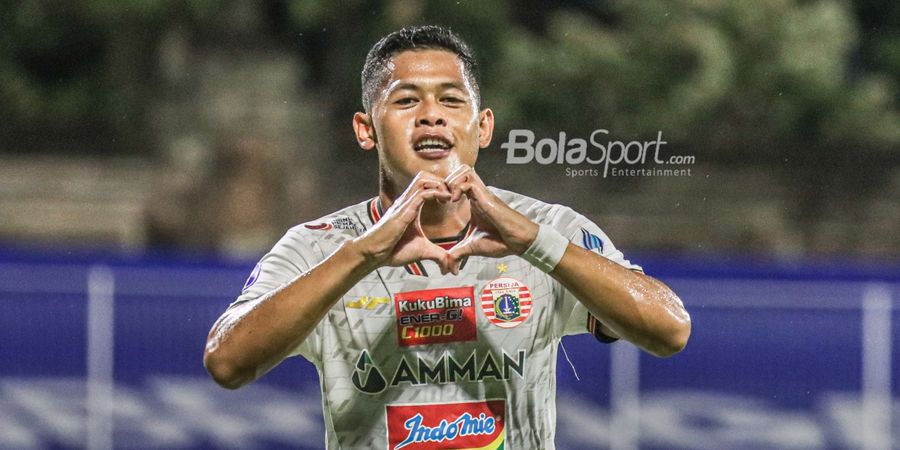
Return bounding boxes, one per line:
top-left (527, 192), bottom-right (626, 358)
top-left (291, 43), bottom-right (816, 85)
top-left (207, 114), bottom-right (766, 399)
top-left (649, 316), bottom-right (691, 358)
top-left (203, 349), bottom-right (255, 390)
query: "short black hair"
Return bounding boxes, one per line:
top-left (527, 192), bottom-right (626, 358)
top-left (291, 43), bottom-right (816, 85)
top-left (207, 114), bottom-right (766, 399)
top-left (361, 25), bottom-right (480, 112)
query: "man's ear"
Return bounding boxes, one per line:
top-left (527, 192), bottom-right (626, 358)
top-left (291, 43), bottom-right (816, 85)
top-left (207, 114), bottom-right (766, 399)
top-left (353, 112), bottom-right (377, 151)
top-left (477, 108), bottom-right (494, 149)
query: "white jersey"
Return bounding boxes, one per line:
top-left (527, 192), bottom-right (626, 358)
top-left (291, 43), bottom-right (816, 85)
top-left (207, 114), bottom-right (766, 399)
top-left (232, 187), bottom-right (641, 449)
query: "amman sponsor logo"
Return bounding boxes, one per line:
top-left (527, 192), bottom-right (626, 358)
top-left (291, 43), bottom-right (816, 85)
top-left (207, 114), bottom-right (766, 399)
top-left (501, 128), bottom-right (695, 178)
top-left (350, 349), bottom-right (526, 394)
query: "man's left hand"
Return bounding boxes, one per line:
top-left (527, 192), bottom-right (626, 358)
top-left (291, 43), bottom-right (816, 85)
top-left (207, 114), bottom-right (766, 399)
top-left (444, 165), bottom-right (539, 273)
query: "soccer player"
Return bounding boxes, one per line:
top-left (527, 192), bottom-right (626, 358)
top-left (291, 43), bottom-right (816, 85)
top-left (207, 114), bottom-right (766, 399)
top-left (204, 25), bottom-right (691, 449)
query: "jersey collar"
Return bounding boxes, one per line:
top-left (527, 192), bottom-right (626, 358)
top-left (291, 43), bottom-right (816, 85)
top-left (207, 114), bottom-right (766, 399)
top-left (366, 197), bottom-right (474, 277)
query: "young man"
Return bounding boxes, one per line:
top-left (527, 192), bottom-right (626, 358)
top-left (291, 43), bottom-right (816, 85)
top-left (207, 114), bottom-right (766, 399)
top-left (204, 25), bottom-right (691, 449)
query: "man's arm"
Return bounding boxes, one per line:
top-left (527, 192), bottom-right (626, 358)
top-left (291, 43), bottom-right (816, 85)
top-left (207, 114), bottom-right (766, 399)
top-left (445, 165), bottom-right (690, 357)
top-left (550, 245), bottom-right (690, 357)
top-left (203, 173), bottom-right (453, 389)
top-left (204, 242), bottom-right (375, 389)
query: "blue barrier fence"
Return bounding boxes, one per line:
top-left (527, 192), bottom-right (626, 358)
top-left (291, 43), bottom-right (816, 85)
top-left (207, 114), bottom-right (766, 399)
top-left (0, 247), bottom-right (897, 449)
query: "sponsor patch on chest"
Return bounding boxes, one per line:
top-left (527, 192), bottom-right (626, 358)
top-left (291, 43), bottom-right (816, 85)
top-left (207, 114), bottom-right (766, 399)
top-left (386, 400), bottom-right (505, 450)
top-left (394, 287), bottom-right (477, 347)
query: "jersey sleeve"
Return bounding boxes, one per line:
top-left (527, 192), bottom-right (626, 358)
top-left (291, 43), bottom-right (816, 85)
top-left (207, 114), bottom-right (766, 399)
top-left (226, 226), bottom-right (327, 364)
top-left (549, 209), bottom-right (643, 340)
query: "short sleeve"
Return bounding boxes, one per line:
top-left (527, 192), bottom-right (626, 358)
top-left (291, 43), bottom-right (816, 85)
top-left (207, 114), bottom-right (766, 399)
top-left (224, 227), bottom-right (326, 364)
top-left (550, 211), bottom-right (642, 340)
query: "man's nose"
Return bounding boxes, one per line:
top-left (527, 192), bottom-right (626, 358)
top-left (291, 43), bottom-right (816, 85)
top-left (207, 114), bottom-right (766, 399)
top-left (416, 98), bottom-right (446, 127)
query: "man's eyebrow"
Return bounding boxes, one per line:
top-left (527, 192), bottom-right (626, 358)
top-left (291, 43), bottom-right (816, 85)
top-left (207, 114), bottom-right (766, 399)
top-left (387, 81), bottom-right (468, 94)
top-left (438, 81), bottom-right (467, 91)
top-left (389, 82), bottom-right (422, 93)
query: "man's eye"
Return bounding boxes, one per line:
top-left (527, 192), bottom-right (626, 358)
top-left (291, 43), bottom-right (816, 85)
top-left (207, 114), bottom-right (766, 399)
top-left (395, 97), bottom-right (417, 105)
top-left (442, 97), bottom-right (465, 104)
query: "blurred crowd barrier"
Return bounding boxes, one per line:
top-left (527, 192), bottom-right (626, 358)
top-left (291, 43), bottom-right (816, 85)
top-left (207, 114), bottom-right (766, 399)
top-left (0, 249), bottom-right (897, 449)
top-left (1, 1), bottom-right (898, 260)
top-left (3, 154), bottom-right (900, 259)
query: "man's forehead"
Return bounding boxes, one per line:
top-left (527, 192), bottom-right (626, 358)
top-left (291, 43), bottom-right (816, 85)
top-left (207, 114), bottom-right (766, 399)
top-left (385, 49), bottom-right (468, 87)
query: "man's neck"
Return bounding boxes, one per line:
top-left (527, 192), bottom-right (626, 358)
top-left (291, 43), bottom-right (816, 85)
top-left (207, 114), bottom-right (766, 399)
top-left (378, 190), bottom-right (471, 240)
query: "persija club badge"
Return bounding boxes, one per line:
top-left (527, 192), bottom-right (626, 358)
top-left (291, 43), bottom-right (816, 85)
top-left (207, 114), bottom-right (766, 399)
top-left (394, 287), bottom-right (477, 347)
top-left (386, 400), bottom-right (505, 450)
top-left (481, 277), bottom-right (532, 328)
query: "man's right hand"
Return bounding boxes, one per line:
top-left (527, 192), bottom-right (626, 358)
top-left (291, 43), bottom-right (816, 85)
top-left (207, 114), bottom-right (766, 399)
top-left (205, 172), bottom-right (452, 389)
top-left (353, 171), bottom-right (455, 274)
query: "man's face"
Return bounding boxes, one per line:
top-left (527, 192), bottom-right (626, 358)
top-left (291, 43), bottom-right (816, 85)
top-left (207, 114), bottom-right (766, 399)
top-left (356, 49), bottom-right (493, 193)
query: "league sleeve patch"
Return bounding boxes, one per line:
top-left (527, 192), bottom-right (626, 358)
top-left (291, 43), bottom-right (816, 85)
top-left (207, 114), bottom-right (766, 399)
top-left (386, 400), bottom-right (505, 450)
top-left (242, 263), bottom-right (262, 292)
top-left (580, 227), bottom-right (604, 253)
top-left (394, 287), bottom-right (477, 347)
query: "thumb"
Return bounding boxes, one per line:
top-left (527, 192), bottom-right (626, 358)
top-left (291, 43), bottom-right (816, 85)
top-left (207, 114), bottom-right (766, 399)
top-left (448, 234), bottom-right (478, 262)
top-left (419, 243), bottom-right (454, 275)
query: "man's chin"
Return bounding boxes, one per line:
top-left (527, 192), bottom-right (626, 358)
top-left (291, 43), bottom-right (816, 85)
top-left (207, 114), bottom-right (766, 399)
top-left (382, 157), bottom-right (474, 195)
top-left (417, 160), bottom-right (455, 178)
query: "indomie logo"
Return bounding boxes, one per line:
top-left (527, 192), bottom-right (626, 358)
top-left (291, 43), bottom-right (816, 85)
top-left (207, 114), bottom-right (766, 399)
top-left (351, 349), bottom-right (526, 394)
top-left (387, 400), bottom-right (505, 450)
top-left (396, 412), bottom-right (495, 449)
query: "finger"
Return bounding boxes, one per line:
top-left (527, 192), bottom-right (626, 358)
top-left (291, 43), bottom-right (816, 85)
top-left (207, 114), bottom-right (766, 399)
top-left (416, 171), bottom-right (450, 191)
top-left (410, 187), bottom-right (452, 214)
top-left (465, 169), bottom-right (485, 186)
top-left (445, 164), bottom-right (485, 189)
top-left (394, 171), bottom-right (447, 205)
top-left (453, 181), bottom-right (479, 205)
top-left (419, 243), bottom-right (453, 275)
top-left (448, 233), bottom-right (478, 261)
top-left (448, 256), bottom-right (461, 276)
top-left (445, 172), bottom-right (473, 202)
top-left (392, 187), bottom-right (451, 227)
top-left (414, 172), bottom-right (452, 203)
top-left (446, 166), bottom-right (489, 203)
top-left (444, 164), bottom-right (472, 180)
top-left (444, 165), bottom-right (471, 186)
top-left (451, 230), bottom-right (511, 260)
top-left (457, 180), bottom-right (506, 222)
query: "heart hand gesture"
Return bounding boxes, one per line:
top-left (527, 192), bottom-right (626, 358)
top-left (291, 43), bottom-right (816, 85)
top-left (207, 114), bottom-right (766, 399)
top-left (354, 166), bottom-right (539, 275)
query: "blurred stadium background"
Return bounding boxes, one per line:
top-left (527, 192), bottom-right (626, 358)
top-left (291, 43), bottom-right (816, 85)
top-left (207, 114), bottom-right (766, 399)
top-left (0, 1), bottom-right (898, 449)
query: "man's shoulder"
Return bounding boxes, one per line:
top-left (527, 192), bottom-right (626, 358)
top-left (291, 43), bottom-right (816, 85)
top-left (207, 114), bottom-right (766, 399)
top-left (283, 198), bottom-right (371, 241)
top-left (488, 186), bottom-right (582, 225)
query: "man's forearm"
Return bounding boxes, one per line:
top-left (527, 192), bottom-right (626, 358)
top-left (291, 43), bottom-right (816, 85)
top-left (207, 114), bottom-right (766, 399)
top-left (549, 244), bottom-right (691, 357)
top-left (204, 240), bottom-right (376, 388)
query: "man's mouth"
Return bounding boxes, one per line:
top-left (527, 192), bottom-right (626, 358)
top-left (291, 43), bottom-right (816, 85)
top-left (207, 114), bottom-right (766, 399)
top-left (413, 137), bottom-right (453, 153)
